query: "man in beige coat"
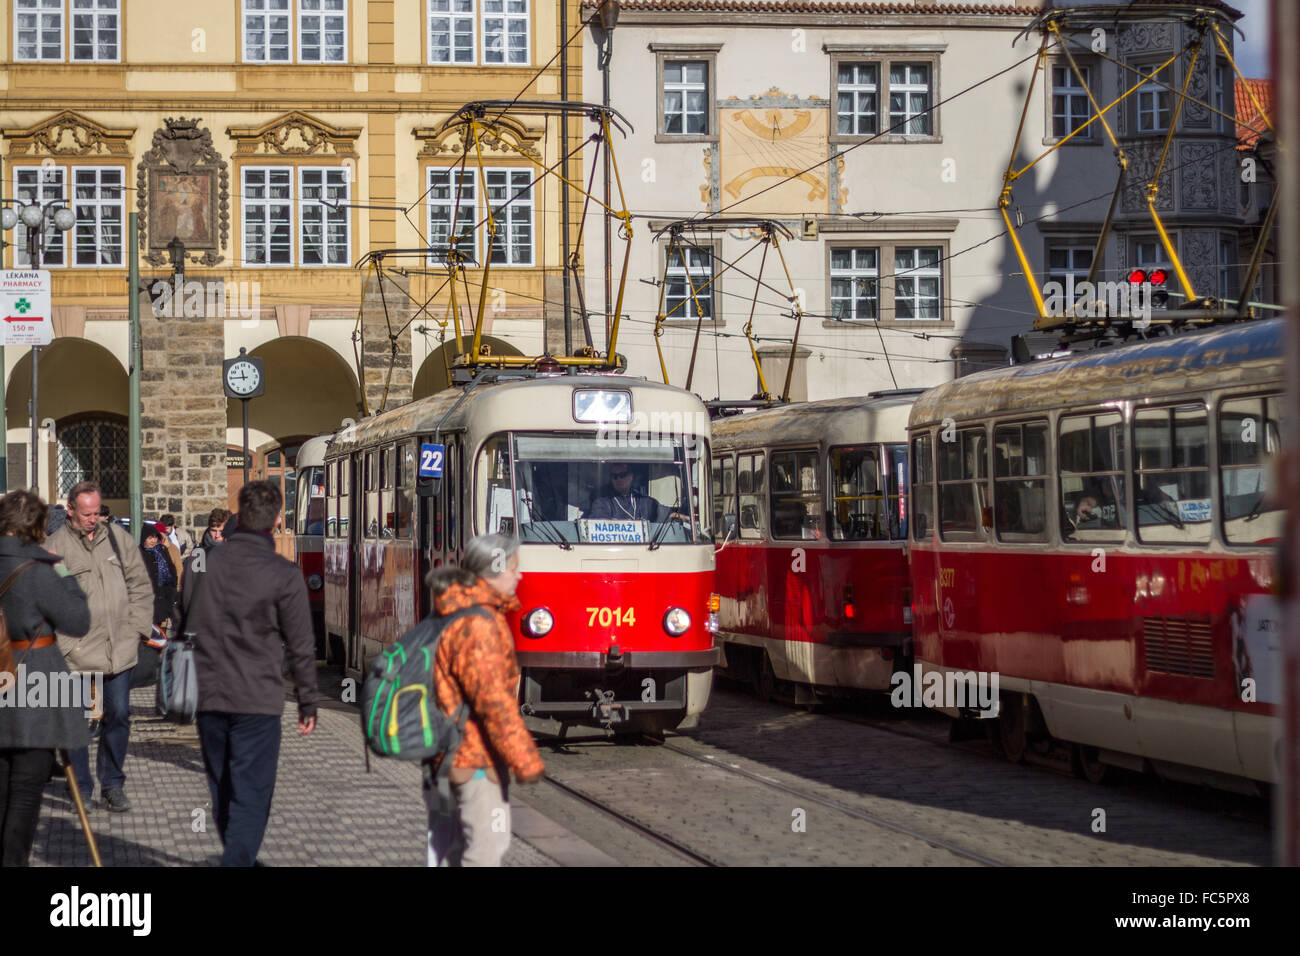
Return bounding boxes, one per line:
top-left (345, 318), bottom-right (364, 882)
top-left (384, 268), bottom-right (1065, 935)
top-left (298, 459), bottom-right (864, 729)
top-left (47, 480), bottom-right (154, 811)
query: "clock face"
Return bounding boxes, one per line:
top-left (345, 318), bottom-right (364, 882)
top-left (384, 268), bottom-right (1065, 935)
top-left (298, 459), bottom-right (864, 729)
top-left (226, 360), bottom-right (261, 396)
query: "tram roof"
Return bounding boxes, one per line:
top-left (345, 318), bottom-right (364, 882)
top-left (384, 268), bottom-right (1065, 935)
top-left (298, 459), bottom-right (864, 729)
top-left (324, 374), bottom-right (709, 458)
top-left (712, 391), bottom-right (922, 450)
top-left (295, 434), bottom-right (331, 468)
top-left (910, 318), bottom-right (1285, 428)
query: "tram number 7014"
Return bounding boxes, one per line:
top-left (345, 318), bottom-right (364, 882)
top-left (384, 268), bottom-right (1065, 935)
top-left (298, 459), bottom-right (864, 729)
top-left (587, 607), bottom-right (636, 627)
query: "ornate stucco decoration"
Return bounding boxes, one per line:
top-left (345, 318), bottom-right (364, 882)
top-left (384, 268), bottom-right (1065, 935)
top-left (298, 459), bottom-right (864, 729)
top-left (1, 110), bottom-right (134, 159)
top-left (414, 115), bottom-right (544, 161)
top-left (228, 111), bottom-right (361, 158)
top-left (136, 117), bottom-right (231, 267)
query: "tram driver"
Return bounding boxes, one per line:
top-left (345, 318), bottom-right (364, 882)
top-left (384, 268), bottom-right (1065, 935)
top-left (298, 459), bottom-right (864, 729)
top-left (584, 464), bottom-right (682, 523)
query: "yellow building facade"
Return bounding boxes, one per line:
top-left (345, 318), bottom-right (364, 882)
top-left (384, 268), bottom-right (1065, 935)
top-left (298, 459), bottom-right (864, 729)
top-left (0, 0), bottom-right (583, 536)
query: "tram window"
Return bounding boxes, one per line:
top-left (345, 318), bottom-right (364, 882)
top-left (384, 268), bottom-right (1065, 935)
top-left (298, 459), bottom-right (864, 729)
top-left (445, 442), bottom-right (458, 552)
top-left (911, 434), bottom-right (934, 540)
top-left (1220, 394), bottom-right (1284, 545)
top-left (339, 460), bottom-right (351, 538)
top-left (771, 449), bottom-right (824, 540)
top-left (1134, 404), bottom-right (1211, 544)
top-left (712, 456), bottom-right (736, 542)
top-left (394, 443), bottom-right (415, 539)
top-left (993, 421), bottom-right (1048, 541)
top-left (364, 452), bottom-right (378, 538)
top-left (830, 444), bottom-right (897, 541)
top-left (737, 453), bottom-right (765, 540)
top-left (325, 462), bottom-right (337, 538)
top-left (379, 447), bottom-right (396, 539)
top-left (480, 435), bottom-right (515, 536)
top-left (1059, 412), bottom-right (1126, 542)
top-left (937, 427), bottom-right (989, 541)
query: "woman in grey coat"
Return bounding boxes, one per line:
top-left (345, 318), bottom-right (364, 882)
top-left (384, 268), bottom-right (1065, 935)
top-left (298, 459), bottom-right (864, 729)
top-left (0, 490), bottom-right (91, 866)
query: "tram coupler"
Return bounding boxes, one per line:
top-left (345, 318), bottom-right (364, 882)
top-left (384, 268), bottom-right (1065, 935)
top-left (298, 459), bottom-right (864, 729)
top-left (589, 688), bottom-right (627, 731)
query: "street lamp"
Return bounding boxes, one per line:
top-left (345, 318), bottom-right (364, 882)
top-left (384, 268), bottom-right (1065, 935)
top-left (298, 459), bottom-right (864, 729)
top-left (0, 197), bottom-right (75, 492)
top-left (590, 0), bottom-right (620, 351)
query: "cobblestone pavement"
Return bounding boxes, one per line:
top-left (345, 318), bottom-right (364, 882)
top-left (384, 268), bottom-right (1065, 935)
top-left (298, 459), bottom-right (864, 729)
top-left (536, 687), bottom-right (1272, 866)
top-left (32, 677), bottom-right (566, 867)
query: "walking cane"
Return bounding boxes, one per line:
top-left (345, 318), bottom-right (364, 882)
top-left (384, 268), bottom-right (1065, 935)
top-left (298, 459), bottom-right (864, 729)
top-left (55, 749), bottom-right (102, 867)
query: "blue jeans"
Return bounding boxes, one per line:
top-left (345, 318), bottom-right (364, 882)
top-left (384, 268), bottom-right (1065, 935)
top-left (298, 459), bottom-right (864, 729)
top-left (69, 667), bottom-right (133, 801)
top-left (196, 713), bottom-right (281, 867)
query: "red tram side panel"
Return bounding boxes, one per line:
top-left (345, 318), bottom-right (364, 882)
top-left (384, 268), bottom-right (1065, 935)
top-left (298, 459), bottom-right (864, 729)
top-left (908, 319), bottom-right (1284, 790)
top-left (711, 393), bottom-right (919, 695)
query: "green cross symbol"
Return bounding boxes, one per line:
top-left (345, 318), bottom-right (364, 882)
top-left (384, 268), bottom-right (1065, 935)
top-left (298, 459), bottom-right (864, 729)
top-left (13, 297), bottom-right (31, 314)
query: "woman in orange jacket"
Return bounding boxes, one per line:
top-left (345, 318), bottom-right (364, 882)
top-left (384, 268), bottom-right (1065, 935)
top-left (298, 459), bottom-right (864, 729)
top-left (426, 533), bottom-right (544, 867)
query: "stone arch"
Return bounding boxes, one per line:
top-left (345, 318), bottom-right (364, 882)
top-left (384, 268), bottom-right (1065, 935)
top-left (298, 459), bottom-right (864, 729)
top-left (413, 335), bottom-right (526, 399)
top-left (227, 335), bottom-right (361, 439)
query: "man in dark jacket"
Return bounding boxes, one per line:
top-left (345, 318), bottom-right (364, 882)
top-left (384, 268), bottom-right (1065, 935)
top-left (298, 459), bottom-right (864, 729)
top-left (184, 482), bottom-right (318, 867)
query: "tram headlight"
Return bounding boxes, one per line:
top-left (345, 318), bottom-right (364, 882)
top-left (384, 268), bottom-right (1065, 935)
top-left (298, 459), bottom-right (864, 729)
top-left (524, 607), bottom-right (554, 638)
top-left (306, 574), bottom-right (323, 591)
top-left (663, 607), bottom-right (691, 636)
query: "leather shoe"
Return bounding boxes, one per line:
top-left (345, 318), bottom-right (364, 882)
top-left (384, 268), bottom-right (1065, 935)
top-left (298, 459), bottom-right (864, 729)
top-left (103, 788), bottom-right (132, 812)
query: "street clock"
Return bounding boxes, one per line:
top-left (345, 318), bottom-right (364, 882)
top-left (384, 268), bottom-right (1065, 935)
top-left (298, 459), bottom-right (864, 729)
top-left (223, 350), bottom-right (266, 399)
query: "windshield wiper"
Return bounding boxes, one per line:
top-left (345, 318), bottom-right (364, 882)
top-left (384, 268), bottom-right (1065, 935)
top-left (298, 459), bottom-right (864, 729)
top-left (519, 492), bottom-right (572, 550)
top-left (647, 496), bottom-right (686, 551)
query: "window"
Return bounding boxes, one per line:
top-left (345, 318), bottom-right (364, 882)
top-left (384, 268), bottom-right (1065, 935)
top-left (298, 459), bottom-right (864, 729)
top-left (893, 247), bottom-right (942, 320)
top-left (1059, 411), bottom-right (1127, 542)
top-left (910, 434), bottom-right (934, 540)
top-left (338, 460), bottom-right (350, 538)
top-left (1051, 64), bottom-right (1092, 138)
top-left (244, 0), bottom-right (291, 62)
top-left (829, 247), bottom-right (879, 321)
top-left (1134, 404), bottom-right (1211, 544)
top-left (1215, 63), bottom-right (1231, 134)
top-left (1136, 64), bottom-right (1173, 133)
top-left (14, 165), bottom-right (125, 268)
top-left (299, 167), bottom-right (351, 266)
top-left (1219, 394), bottom-right (1284, 545)
top-left (1047, 244), bottom-right (1093, 305)
top-left (712, 455), bottom-right (735, 542)
top-left (395, 443), bottom-right (415, 539)
top-left (445, 442), bottom-right (458, 552)
top-left (427, 167), bottom-right (532, 267)
top-left (664, 61), bottom-right (709, 136)
top-left (737, 452), bottom-right (765, 540)
top-left (1218, 236), bottom-right (1236, 303)
top-left (299, 0), bottom-right (346, 62)
top-left (993, 421), bottom-right (1048, 540)
top-left (16, 0), bottom-right (119, 62)
top-left (380, 446), bottom-right (395, 538)
top-left (12, 166), bottom-right (66, 267)
top-left (364, 451), bottom-right (378, 537)
top-left (770, 450), bottom-right (823, 540)
top-left (663, 245), bottom-right (713, 322)
top-left (16, 0), bottom-right (62, 60)
top-left (244, 0), bottom-right (347, 63)
top-left (889, 64), bottom-right (932, 135)
top-left (830, 444), bottom-right (906, 540)
top-left (836, 62), bottom-right (878, 135)
top-left (242, 166), bottom-right (351, 267)
top-left (57, 417), bottom-right (127, 498)
top-left (326, 461), bottom-right (338, 538)
top-left (242, 168), bottom-right (293, 266)
top-left (428, 0), bottom-right (527, 66)
top-left (937, 427), bottom-right (988, 541)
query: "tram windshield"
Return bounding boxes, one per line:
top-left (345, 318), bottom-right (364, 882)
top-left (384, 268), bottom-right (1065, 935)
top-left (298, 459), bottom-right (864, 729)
top-left (477, 432), bottom-right (712, 545)
top-left (295, 465), bottom-right (325, 536)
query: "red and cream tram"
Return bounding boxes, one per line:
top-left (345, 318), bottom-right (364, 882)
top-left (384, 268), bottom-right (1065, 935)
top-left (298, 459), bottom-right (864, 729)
top-left (321, 373), bottom-right (720, 735)
top-left (293, 435), bottom-right (330, 659)
top-left (711, 391), bottom-right (920, 699)
top-left (908, 319), bottom-right (1284, 791)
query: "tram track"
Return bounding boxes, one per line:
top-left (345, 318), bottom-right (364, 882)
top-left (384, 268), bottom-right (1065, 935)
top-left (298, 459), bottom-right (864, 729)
top-left (654, 738), bottom-right (1015, 867)
top-left (539, 773), bottom-right (723, 867)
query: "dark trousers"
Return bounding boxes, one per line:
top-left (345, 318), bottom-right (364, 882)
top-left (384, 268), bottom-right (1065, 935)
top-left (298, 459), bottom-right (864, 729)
top-left (0, 747), bottom-right (55, 867)
top-left (69, 667), bottom-right (132, 800)
top-left (196, 712), bottom-right (281, 867)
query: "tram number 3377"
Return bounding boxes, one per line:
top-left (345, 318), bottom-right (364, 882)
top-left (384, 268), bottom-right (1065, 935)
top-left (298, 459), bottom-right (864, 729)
top-left (587, 607), bottom-right (636, 627)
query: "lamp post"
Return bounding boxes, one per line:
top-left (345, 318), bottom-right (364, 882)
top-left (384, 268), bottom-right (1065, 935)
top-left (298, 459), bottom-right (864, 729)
top-left (590, 0), bottom-right (620, 351)
top-left (1, 198), bottom-right (75, 493)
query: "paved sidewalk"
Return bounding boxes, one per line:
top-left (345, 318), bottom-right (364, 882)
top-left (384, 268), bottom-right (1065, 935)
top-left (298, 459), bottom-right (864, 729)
top-left (32, 685), bottom-right (558, 867)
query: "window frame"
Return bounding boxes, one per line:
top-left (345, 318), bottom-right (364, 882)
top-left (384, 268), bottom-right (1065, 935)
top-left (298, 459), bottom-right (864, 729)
top-left (14, 0), bottom-right (64, 62)
top-left (1057, 408), bottom-right (1129, 545)
top-left (241, 165), bottom-right (296, 268)
top-left (1134, 62), bottom-right (1175, 134)
top-left (768, 447), bottom-right (825, 541)
top-left (659, 238), bottom-right (721, 328)
top-left (992, 419), bottom-right (1050, 543)
top-left (736, 450), bottom-right (766, 541)
top-left (297, 165), bottom-right (352, 268)
top-left (828, 442), bottom-right (907, 541)
top-left (827, 244), bottom-right (880, 323)
top-left (1132, 401), bottom-right (1213, 546)
top-left (652, 45), bottom-right (721, 144)
top-left (239, 163), bottom-right (354, 268)
top-left (425, 165), bottom-right (534, 269)
top-left (823, 238), bottom-right (952, 328)
top-left (936, 425), bottom-right (989, 543)
top-left (426, 0), bottom-right (530, 67)
top-left (825, 49), bottom-right (943, 145)
top-left (14, 0), bottom-right (123, 64)
top-left (1218, 391), bottom-right (1284, 548)
top-left (242, 0), bottom-right (292, 64)
top-left (711, 453), bottom-right (736, 543)
top-left (1046, 58), bottom-right (1100, 144)
top-left (297, 0), bottom-right (348, 64)
top-left (12, 163), bottom-right (127, 270)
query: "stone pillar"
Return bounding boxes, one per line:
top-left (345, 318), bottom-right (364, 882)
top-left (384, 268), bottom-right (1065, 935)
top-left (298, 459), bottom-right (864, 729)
top-left (361, 269), bottom-right (414, 415)
top-left (138, 289), bottom-right (227, 541)
top-left (757, 344), bottom-right (812, 402)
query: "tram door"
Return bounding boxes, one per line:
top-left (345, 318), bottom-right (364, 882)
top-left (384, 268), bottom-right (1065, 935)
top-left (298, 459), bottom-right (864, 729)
top-left (348, 453), bottom-right (365, 671)
top-left (260, 446), bottom-right (298, 561)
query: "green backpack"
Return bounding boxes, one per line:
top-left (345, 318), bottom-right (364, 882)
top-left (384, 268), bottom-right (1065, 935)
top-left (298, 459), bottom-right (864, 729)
top-left (360, 607), bottom-right (490, 761)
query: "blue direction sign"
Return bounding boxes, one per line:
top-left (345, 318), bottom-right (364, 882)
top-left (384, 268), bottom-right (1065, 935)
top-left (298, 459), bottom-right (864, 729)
top-left (419, 442), bottom-right (445, 479)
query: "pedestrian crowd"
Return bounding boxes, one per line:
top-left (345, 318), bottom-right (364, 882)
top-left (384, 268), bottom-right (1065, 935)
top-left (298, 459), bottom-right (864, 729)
top-left (0, 477), bottom-right (542, 868)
